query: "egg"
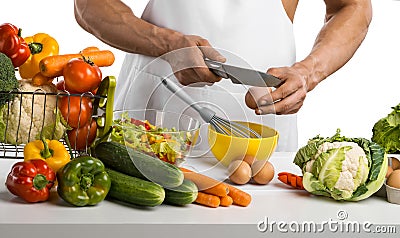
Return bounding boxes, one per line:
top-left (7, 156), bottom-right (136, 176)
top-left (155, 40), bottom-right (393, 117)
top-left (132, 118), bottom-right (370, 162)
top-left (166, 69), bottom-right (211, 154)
top-left (386, 166), bottom-right (394, 178)
top-left (387, 170), bottom-right (400, 189)
top-left (251, 161), bottom-right (274, 185)
top-left (244, 87), bottom-right (272, 109)
top-left (245, 91), bottom-right (258, 109)
top-left (228, 160), bottom-right (252, 185)
top-left (234, 154), bottom-right (256, 165)
top-left (390, 157), bottom-right (400, 170)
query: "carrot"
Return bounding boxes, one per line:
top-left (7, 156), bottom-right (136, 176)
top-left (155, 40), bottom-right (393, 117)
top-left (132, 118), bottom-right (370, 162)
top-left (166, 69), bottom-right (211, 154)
top-left (219, 195), bottom-right (233, 207)
top-left (31, 72), bottom-right (53, 86)
top-left (226, 184), bottom-right (251, 207)
top-left (39, 50), bottom-right (115, 77)
top-left (180, 167), bottom-right (229, 197)
top-left (277, 172), bottom-right (304, 190)
top-left (83, 50), bottom-right (115, 66)
top-left (80, 46), bottom-right (100, 53)
top-left (195, 192), bottom-right (220, 208)
top-left (202, 184), bottom-right (229, 197)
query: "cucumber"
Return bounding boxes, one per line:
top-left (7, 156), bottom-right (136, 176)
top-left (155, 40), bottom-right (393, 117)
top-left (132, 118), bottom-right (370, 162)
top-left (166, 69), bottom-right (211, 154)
top-left (94, 141), bottom-right (184, 188)
top-left (106, 168), bottom-right (165, 207)
top-left (164, 179), bottom-right (198, 206)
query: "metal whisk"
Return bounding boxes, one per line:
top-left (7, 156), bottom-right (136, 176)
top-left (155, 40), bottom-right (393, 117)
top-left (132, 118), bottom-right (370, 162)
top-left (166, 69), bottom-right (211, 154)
top-left (161, 78), bottom-right (261, 138)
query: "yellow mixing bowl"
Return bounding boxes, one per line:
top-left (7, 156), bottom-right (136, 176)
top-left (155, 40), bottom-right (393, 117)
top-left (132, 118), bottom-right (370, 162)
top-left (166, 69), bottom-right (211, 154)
top-left (208, 121), bottom-right (279, 167)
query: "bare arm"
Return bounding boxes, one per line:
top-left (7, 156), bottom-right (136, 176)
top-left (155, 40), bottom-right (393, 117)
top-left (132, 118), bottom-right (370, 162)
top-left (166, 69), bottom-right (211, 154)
top-left (294, 0), bottom-right (372, 90)
top-left (75, 0), bottom-right (177, 56)
top-left (74, 0), bottom-right (224, 84)
top-left (252, 0), bottom-right (372, 114)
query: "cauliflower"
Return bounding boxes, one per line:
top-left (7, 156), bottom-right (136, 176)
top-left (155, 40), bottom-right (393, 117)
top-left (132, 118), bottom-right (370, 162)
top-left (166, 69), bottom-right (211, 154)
top-left (294, 129), bottom-right (387, 201)
top-left (304, 141), bottom-right (369, 199)
top-left (0, 79), bottom-right (66, 144)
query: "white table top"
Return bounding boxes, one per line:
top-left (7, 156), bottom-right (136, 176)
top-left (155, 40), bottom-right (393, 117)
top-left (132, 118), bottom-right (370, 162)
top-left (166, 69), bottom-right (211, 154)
top-left (0, 151), bottom-right (399, 227)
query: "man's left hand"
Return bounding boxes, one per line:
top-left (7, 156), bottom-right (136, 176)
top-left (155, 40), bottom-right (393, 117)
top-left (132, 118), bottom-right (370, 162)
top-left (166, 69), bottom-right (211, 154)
top-left (245, 64), bottom-right (314, 115)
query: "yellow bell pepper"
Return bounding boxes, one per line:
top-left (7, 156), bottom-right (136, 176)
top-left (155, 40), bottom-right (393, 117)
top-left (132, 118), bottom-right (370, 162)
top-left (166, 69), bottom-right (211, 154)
top-left (19, 33), bottom-right (59, 79)
top-left (24, 138), bottom-right (70, 173)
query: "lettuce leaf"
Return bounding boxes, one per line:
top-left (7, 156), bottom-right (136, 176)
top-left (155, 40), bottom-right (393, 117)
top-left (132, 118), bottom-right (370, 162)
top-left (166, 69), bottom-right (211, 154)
top-left (372, 103), bottom-right (400, 153)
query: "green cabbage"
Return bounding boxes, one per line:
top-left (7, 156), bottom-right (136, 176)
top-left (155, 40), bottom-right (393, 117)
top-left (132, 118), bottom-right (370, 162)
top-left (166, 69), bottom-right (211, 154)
top-left (372, 103), bottom-right (400, 153)
top-left (294, 129), bottom-right (387, 201)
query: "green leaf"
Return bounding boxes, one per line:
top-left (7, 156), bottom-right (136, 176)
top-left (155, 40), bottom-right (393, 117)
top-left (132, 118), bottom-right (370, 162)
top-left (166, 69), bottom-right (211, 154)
top-left (349, 155), bottom-right (387, 201)
top-left (39, 110), bottom-right (67, 140)
top-left (302, 172), bottom-right (331, 197)
top-left (0, 104), bottom-right (6, 142)
top-left (293, 141), bottom-right (318, 169)
top-left (353, 155), bottom-right (369, 189)
top-left (350, 184), bottom-right (368, 199)
top-left (316, 147), bottom-right (348, 190)
top-left (368, 142), bottom-right (385, 181)
top-left (371, 103), bottom-right (400, 153)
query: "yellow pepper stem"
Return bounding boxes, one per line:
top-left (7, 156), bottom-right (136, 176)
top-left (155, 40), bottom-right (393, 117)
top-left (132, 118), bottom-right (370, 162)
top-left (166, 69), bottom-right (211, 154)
top-left (28, 42), bottom-right (43, 55)
top-left (40, 137), bottom-right (54, 159)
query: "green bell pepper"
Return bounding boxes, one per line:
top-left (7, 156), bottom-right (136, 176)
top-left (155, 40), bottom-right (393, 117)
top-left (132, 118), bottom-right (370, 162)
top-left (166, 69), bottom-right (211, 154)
top-left (57, 156), bottom-right (111, 206)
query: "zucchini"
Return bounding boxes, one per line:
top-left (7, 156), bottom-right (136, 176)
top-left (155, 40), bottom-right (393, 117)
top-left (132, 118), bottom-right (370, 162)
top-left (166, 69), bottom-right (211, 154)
top-left (106, 168), bottom-right (165, 207)
top-left (94, 141), bottom-right (184, 188)
top-left (164, 179), bottom-right (198, 206)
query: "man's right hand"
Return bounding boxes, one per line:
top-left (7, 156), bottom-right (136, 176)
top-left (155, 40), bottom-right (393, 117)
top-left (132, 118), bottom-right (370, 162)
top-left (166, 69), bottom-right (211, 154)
top-left (162, 34), bottom-right (226, 86)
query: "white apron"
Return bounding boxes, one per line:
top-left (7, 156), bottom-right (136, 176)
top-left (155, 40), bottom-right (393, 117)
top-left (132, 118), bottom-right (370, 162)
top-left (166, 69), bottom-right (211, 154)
top-left (116, 0), bottom-right (298, 152)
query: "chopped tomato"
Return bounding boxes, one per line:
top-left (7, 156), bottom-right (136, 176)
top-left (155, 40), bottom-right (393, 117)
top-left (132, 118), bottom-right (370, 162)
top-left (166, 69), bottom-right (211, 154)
top-left (130, 118), bottom-right (146, 127)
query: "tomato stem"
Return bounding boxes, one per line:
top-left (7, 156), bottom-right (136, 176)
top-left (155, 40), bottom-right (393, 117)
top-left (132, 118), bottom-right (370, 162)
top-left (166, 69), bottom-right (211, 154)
top-left (81, 55), bottom-right (95, 66)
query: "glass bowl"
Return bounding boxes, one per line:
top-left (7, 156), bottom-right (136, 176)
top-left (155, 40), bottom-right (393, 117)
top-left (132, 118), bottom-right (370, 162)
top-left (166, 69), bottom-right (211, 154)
top-left (111, 109), bottom-right (200, 166)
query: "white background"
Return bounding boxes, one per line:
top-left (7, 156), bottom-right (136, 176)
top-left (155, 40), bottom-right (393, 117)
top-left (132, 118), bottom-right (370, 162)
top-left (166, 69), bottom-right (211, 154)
top-left (1, 0), bottom-right (399, 148)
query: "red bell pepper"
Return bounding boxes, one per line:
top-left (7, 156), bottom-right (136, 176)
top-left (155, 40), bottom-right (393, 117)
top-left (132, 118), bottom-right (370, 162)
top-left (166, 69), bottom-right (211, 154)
top-left (0, 23), bottom-right (30, 67)
top-left (6, 159), bottom-right (56, 203)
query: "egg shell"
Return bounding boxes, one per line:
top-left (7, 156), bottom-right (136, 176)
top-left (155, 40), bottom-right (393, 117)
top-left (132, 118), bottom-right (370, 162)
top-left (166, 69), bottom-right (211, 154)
top-left (251, 161), bottom-right (274, 185)
top-left (387, 170), bottom-right (400, 189)
top-left (228, 160), bottom-right (252, 185)
top-left (391, 157), bottom-right (400, 170)
top-left (244, 90), bottom-right (258, 109)
top-left (234, 154), bottom-right (256, 165)
top-left (244, 87), bottom-right (272, 109)
top-left (386, 166), bottom-right (394, 178)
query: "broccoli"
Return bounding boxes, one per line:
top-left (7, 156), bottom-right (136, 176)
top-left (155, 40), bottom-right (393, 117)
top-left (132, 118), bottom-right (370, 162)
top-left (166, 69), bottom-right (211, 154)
top-left (0, 53), bottom-right (19, 107)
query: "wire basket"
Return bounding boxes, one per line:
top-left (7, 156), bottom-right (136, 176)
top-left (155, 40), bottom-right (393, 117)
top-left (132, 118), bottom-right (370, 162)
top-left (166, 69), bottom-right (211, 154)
top-left (0, 76), bottom-right (115, 159)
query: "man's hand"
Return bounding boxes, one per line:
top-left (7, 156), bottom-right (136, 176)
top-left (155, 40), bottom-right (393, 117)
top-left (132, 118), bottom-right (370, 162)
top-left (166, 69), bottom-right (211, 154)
top-left (246, 0), bottom-right (372, 115)
top-left (245, 64), bottom-right (315, 115)
top-left (162, 35), bottom-right (226, 86)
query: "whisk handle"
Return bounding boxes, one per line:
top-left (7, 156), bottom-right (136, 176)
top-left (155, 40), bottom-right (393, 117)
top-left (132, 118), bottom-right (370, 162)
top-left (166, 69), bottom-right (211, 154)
top-left (161, 78), bottom-right (215, 122)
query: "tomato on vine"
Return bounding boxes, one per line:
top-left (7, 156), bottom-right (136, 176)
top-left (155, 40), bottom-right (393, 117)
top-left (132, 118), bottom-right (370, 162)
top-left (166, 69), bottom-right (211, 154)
top-left (67, 119), bottom-right (97, 150)
top-left (63, 57), bottom-right (102, 93)
top-left (59, 96), bottom-right (93, 128)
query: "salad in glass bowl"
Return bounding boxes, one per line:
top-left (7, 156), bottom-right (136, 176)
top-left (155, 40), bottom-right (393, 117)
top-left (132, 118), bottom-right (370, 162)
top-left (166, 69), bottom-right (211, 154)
top-left (110, 110), bottom-right (200, 165)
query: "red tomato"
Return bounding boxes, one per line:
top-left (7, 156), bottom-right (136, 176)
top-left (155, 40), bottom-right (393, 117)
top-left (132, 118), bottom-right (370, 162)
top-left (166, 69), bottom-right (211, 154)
top-left (57, 79), bottom-right (97, 94)
top-left (59, 96), bottom-right (93, 128)
top-left (67, 119), bottom-right (97, 150)
top-left (63, 58), bottom-right (102, 93)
